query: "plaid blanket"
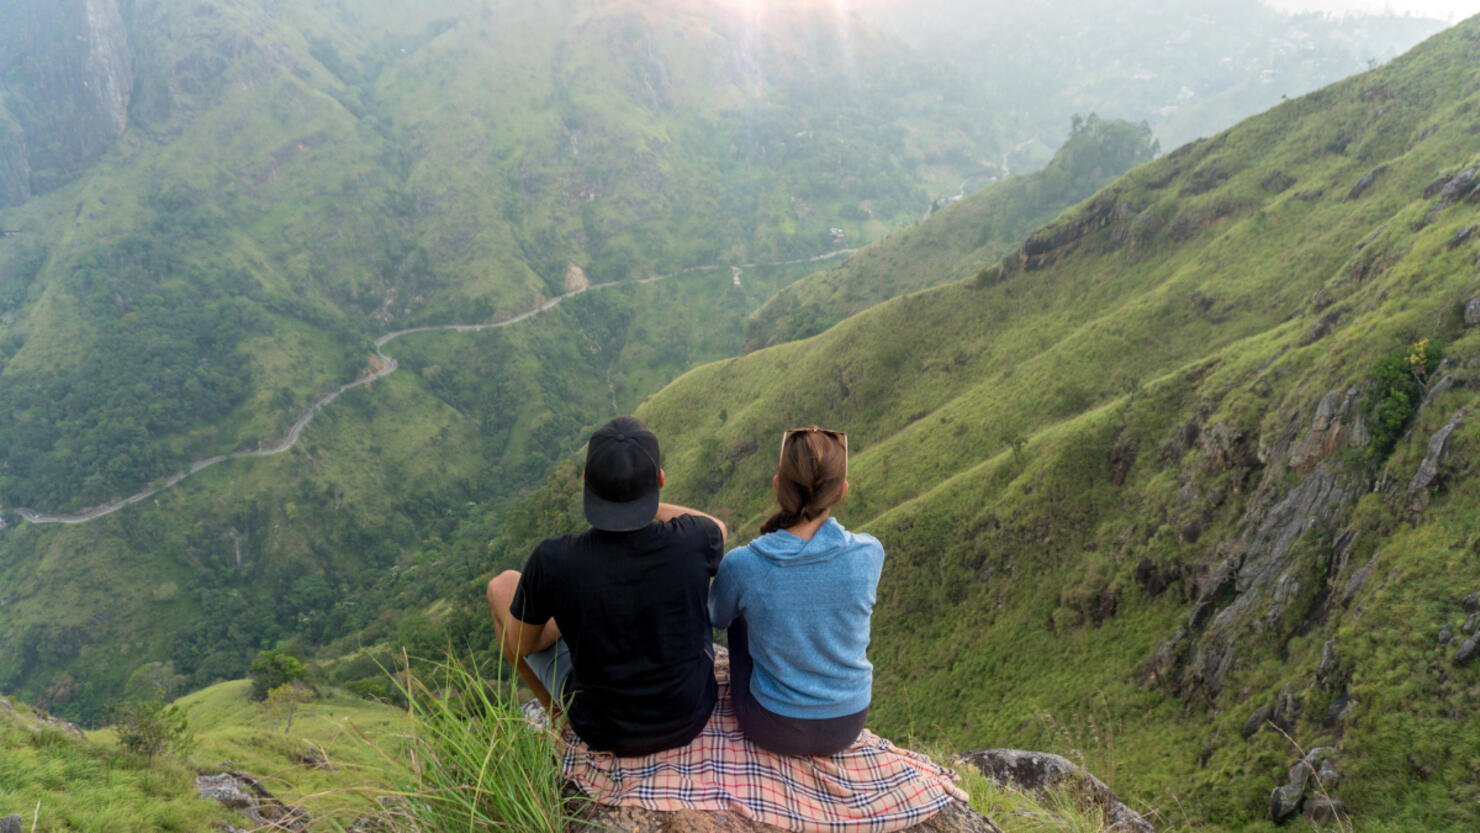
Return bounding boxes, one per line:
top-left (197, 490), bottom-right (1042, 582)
top-left (532, 648), bottom-right (969, 833)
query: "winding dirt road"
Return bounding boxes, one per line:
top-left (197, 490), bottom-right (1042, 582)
top-left (11, 248), bottom-right (857, 526)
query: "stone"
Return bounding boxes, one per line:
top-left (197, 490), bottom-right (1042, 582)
top-left (958, 749), bottom-right (1154, 833)
top-left (1462, 593), bottom-right (1479, 613)
top-left (0, 814), bottom-right (22, 833)
top-left (1408, 408), bottom-right (1468, 497)
top-left (1269, 784), bottom-right (1304, 824)
top-left (1303, 797), bottom-right (1348, 824)
top-left (1451, 225), bottom-right (1477, 250)
top-left (1465, 614), bottom-right (1478, 635)
top-left (196, 772), bottom-right (309, 832)
top-left (1454, 634), bottom-right (1480, 667)
top-left (0, 695), bottom-right (12, 716)
top-left (1466, 297), bottom-right (1480, 327)
top-left (1317, 762), bottom-right (1343, 789)
top-left (1439, 623), bottom-right (1455, 645)
top-left (569, 799), bottom-right (1002, 833)
top-left (1242, 705), bottom-right (1272, 740)
top-left (1273, 684), bottom-right (1302, 732)
top-left (1347, 166), bottom-right (1386, 200)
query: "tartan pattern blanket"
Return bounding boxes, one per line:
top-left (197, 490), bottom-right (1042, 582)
top-left (534, 648), bottom-right (969, 833)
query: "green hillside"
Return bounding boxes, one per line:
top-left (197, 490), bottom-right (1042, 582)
top-left (0, 0), bottom-right (1012, 514)
top-left (746, 114), bottom-right (1159, 349)
top-left (489, 18), bottom-right (1480, 831)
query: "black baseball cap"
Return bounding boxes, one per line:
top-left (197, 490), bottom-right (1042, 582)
top-left (583, 416), bottom-right (662, 531)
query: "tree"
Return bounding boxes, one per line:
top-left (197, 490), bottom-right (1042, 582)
top-left (262, 682), bottom-right (315, 735)
top-left (112, 696), bottom-right (192, 769)
top-left (249, 649), bottom-right (307, 701)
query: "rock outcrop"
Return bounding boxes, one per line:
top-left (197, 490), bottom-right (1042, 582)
top-left (196, 772), bottom-right (310, 832)
top-left (0, 0), bottom-right (135, 205)
top-left (1268, 748), bottom-right (1344, 825)
top-left (0, 814), bottom-right (22, 833)
top-left (957, 749), bottom-right (1154, 833)
top-left (568, 798), bottom-right (1001, 833)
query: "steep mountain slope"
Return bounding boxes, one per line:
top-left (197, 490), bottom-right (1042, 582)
top-left (551, 19), bottom-right (1480, 829)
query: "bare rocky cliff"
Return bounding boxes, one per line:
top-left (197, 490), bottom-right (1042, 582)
top-left (0, 0), bottom-right (134, 206)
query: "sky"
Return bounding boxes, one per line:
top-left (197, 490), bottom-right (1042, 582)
top-left (1263, 0), bottom-right (1480, 20)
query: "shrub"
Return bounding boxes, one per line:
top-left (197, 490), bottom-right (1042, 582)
top-left (1367, 339), bottom-right (1444, 461)
top-left (111, 696), bottom-right (192, 767)
top-left (249, 649), bottom-right (307, 702)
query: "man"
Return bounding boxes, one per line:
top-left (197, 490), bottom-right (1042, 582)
top-left (486, 415), bottom-right (728, 756)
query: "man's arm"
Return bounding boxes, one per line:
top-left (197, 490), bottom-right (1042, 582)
top-left (500, 616), bottom-right (557, 713)
top-left (655, 501), bottom-right (728, 543)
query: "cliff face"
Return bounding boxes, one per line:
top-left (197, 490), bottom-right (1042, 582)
top-left (0, 0), bottom-right (134, 206)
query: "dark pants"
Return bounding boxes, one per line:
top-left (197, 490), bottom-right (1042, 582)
top-left (727, 618), bottom-right (868, 757)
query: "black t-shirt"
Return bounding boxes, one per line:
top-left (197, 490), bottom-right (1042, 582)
top-left (510, 514), bottom-right (724, 755)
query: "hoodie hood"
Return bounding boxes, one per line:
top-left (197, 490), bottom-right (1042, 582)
top-left (747, 518), bottom-right (870, 567)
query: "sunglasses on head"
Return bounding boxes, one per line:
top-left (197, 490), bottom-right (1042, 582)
top-left (779, 426), bottom-right (848, 477)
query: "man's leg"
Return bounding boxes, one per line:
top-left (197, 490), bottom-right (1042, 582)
top-left (487, 570), bottom-right (564, 710)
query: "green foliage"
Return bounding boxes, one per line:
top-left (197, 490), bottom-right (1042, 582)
top-left (110, 696), bottom-right (192, 765)
top-left (389, 655), bottom-right (578, 833)
top-left (1367, 339), bottom-right (1445, 460)
top-left (248, 649), bottom-right (307, 702)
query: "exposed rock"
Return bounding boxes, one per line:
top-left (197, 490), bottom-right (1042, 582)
top-left (958, 749), bottom-right (1154, 833)
top-left (1462, 593), bottom-right (1479, 613)
top-left (1408, 408), bottom-right (1468, 500)
top-left (196, 772), bottom-right (309, 832)
top-left (1346, 166), bottom-right (1386, 200)
top-left (0, 815), bottom-right (21, 833)
top-left (1241, 705), bottom-right (1272, 740)
top-left (1135, 558), bottom-right (1172, 598)
top-left (1317, 762), bottom-right (1343, 789)
top-left (1291, 748), bottom-right (1335, 790)
top-left (1272, 684), bottom-right (1302, 733)
top-left (1318, 641), bottom-right (1339, 685)
top-left (1451, 225), bottom-right (1477, 249)
top-left (1269, 784), bottom-right (1304, 824)
top-left (1173, 451), bottom-right (1361, 696)
top-left (0, 0), bottom-right (135, 204)
top-left (1439, 623), bottom-right (1455, 645)
top-left (1340, 552), bottom-right (1379, 607)
top-left (1303, 797), bottom-right (1348, 824)
top-left (1466, 297), bottom-right (1480, 327)
top-left (0, 695), bottom-right (12, 715)
top-left (1199, 422), bottom-right (1258, 473)
top-left (569, 799), bottom-right (1001, 833)
top-left (1465, 614), bottom-right (1478, 635)
top-left (1020, 195), bottom-right (1129, 271)
top-left (1438, 168), bottom-right (1478, 204)
top-left (1454, 634), bottom-right (1480, 667)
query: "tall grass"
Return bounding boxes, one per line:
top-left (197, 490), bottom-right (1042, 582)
top-left (382, 655), bottom-right (577, 833)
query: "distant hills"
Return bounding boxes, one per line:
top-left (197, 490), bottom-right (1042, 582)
top-left (850, 0), bottom-right (1447, 158)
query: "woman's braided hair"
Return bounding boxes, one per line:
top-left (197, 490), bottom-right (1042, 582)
top-left (760, 427), bottom-right (848, 534)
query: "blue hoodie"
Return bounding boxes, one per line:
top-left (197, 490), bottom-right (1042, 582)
top-left (708, 518), bottom-right (884, 719)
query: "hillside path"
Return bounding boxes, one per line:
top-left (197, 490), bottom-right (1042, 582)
top-left (10, 248), bottom-right (857, 526)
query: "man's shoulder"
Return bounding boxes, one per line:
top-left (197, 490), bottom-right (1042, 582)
top-left (657, 513), bottom-right (721, 542)
top-left (528, 529), bottom-right (591, 562)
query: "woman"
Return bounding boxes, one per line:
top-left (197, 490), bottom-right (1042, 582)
top-left (708, 426), bottom-right (884, 756)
